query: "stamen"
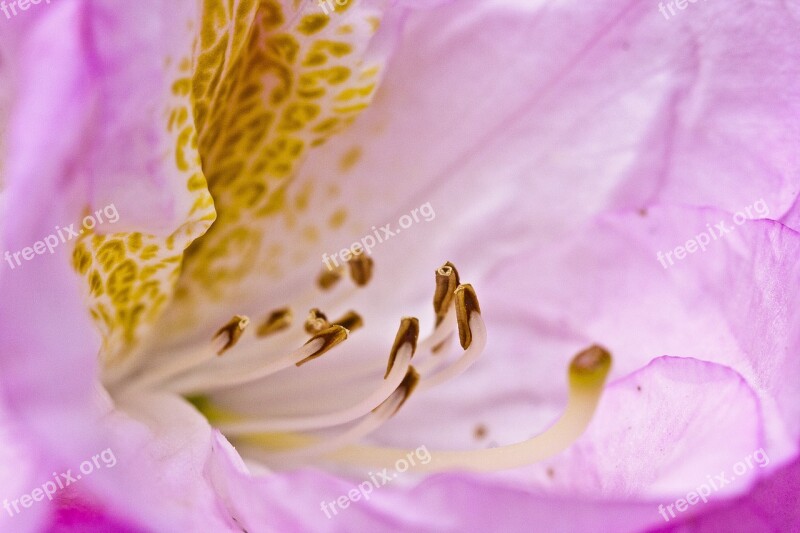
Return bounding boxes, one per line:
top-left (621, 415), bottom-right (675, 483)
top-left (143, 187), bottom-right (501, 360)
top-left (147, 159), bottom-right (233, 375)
top-left (296, 325), bottom-right (349, 366)
top-left (411, 263), bottom-right (462, 371)
top-left (318, 266), bottom-right (343, 290)
top-left (212, 315), bottom-right (250, 355)
top-left (165, 327), bottom-right (349, 394)
top-left (348, 252), bottom-right (373, 286)
top-left (131, 313), bottom-right (253, 390)
top-left (218, 320), bottom-right (417, 435)
top-left (327, 346), bottom-right (613, 471)
top-left (431, 337), bottom-right (452, 354)
top-left (257, 307), bottom-right (293, 337)
top-left (455, 284), bottom-right (480, 349)
top-left (416, 309), bottom-right (487, 393)
top-left (380, 366), bottom-right (420, 416)
top-left (243, 367), bottom-right (420, 462)
top-left (385, 317), bottom-right (419, 378)
top-left (304, 308), bottom-right (330, 334)
top-left (430, 262), bottom-right (460, 354)
top-left (219, 346), bottom-right (413, 434)
top-left (433, 262), bottom-right (460, 327)
top-left (332, 310), bottom-right (364, 332)
top-left (416, 306), bottom-right (456, 356)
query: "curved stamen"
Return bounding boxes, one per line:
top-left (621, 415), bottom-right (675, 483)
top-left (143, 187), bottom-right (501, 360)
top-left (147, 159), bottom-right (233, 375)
top-left (213, 315), bottom-right (251, 355)
top-left (432, 262), bottom-right (460, 327)
top-left (126, 315), bottom-right (251, 390)
top-left (166, 326), bottom-right (348, 394)
top-left (416, 284), bottom-right (485, 393)
top-left (242, 367), bottom-right (420, 462)
top-left (410, 262), bottom-right (461, 371)
top-left (218, 318), bottom-right (418, 435)
top-left (454, 283), bottom-right (480, 350)
top-left (416, 307), bottom-right (456, 356)
top-left (385, 317), bottom-right (419, 378)
top-left (416, 307), bottom-right (486, 393)
top-left (327, 345), bottom-right (613, 471)
top-left (413, 309), bottom-right (458, 375)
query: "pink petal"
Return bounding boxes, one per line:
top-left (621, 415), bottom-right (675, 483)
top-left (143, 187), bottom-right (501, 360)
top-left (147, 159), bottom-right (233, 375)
top-left (541, 357), bottom-right (765, 499)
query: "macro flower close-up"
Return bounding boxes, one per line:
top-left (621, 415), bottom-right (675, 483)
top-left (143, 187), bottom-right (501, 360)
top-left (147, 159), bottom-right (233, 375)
top-left (1, 0), bottom-right (799, 531)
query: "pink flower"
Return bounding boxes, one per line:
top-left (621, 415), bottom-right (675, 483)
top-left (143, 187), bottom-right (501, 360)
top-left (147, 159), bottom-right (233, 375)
top-left (1, 0), bottom-right (799, 531)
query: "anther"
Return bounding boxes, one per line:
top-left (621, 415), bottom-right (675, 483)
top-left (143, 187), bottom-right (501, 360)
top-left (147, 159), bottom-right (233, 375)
top-left (376, 366), bottom-right (420, 416)
top-left (257, 308), bottom-right (293, 337)
top-left (433, 262), bottom-right (460, 327)
top-left (348, 252), bottom-right (374, 286)
top-left (385, 317), bottom-right (420, 378)
top-left (296, 325), bottom-right (348, 366)
top-left (455, 284), bottom-right (480, 349)
top-left (318, 266), bottom-right (343, 290)
top-left (333, 310), bottom-right (364, 332)
top-left (212, 315), bottom-right (250, 355)
top-left (304, 308), bottom-right (330, 334)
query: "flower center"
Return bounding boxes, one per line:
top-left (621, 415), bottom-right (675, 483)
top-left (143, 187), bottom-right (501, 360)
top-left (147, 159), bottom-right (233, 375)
top-left (110, 259), bottom-right (612, 472)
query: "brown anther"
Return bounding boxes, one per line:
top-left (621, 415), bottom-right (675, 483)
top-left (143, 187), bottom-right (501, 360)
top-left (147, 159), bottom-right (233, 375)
top-left (304, 308), bottom-right (330, 334)
top-left (318, 266), bottom-right (343, 290)
top-left (377, 366), bottom-right (420, 416)
top-left (433, 261), bottom-right (460, 327)
top-left (455, 284), bottom-right (481, 349)
top-left (296, 325), bottom-right (348, 367)
top-left (348, 252), bottom-right (373, 286)
top-left (385, 317), bottom-right (420, 378)
top-left (212, 315), bottom-right (250, 356)
top-left (256, 307), bottom-right (292, 338)
top-left (332, 310), bottom-right (364, 332)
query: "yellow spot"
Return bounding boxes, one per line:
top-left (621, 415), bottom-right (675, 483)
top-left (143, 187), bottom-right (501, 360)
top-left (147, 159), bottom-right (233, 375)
top-left (339, 146), bottom-right (362, 171)
top-left (329, 209), bottom-right (347, 229)
top-left (366, 16), bottom-right (381, 33)
top-left (335, 84), bottom-right (374, 102)
top-left (359, 65), bottom-right (381, 80)
top-left (295, 182), bottom-right (313, 211)
top-left (302, 226), bottom-right (320, 243)
top-left (333, 103), bottom-right (369, 114)
top-left (171, 78), bottom-right (191, 96)
top-left (297, 14), bottom-right (329, 35)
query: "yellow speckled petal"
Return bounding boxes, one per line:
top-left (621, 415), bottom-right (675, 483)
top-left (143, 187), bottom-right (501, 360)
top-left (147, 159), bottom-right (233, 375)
top-left (72, 4), bottom-right (220, 363)
top-left (170, 0), bottom-right (392, 313)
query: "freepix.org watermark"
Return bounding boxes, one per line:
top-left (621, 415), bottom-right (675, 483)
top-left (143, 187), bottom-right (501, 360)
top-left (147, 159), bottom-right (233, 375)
top-left (658, 0), bottom-right (708, 21)
top-left (318, 0), bottom-right (348, 16)
top-left (657, 448), bottom-right (769, 522)
top-left (322, 202), bottom-right (435, 271)
top-left (656, 199), bottom-right (769, 269)
top-left (320, 445), bottom-right (431, 518)
top-left (3, 448), bottom-right (117, 518)
top-left (1, 0), bottom-right (53, 20)
top-left (3, 203), bottom-right (119, 271)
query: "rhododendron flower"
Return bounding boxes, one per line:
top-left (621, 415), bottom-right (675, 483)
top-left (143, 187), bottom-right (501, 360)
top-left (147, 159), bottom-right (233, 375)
top-left (1, 0), bottom-right (799, 532)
